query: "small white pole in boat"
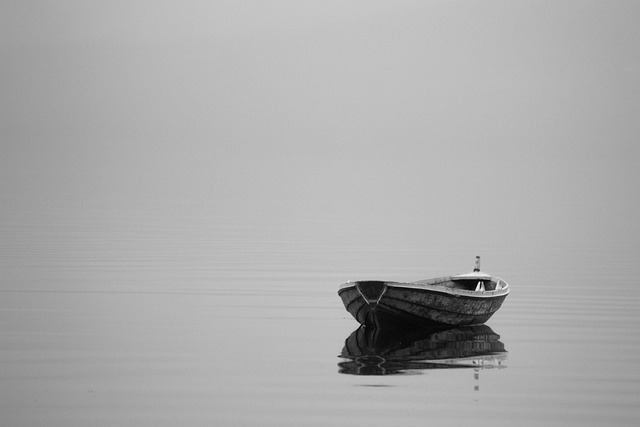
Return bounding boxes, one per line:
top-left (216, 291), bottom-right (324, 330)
top-left (474, 256), bottom-right (481, 272)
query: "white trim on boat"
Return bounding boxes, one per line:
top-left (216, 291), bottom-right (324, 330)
top-left (395, 281), bottom-right (509, 298)
top-left (339, 277), bottom-right (509, 298)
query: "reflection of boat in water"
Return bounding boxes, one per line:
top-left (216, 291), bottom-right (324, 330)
top-left (338, 324), bottom-right (507, 375)
top-left (338, 257), bottom-right (509, 329)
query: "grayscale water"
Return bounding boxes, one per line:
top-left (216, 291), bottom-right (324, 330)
top-left (1, 197), bottom-right (638, 426)
top-left (2, 2), bottom-right (640, 426)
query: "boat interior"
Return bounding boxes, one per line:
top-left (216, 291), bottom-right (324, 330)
top-left (448, 278), bottom-right (505, 292)
top-left (411, 276), bottom-right (507, 292)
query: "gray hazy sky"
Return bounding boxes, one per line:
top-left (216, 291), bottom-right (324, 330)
top-left (1, 1), bottom-right (639, 263)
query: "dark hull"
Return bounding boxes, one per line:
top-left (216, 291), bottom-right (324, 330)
top-left (338, 280), bottom-right (508, 329)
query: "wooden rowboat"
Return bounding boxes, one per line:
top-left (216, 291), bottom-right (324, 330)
top-left (338, 257), bottom-right (509, 329)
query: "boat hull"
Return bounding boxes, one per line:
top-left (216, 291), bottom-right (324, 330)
top-left (338, 279), bottom-right (508, 329)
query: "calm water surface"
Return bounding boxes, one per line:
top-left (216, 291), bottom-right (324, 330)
top-left (1, 201), bottom-right (638, 426)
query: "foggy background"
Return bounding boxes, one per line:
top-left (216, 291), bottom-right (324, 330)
top-left (2, 3), bottom-right (640, 425)
top-left (2, 0), bottom-right (639, 281)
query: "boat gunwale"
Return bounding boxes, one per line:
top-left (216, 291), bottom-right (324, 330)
top-left (338, 276), bottom-right (509, 299)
